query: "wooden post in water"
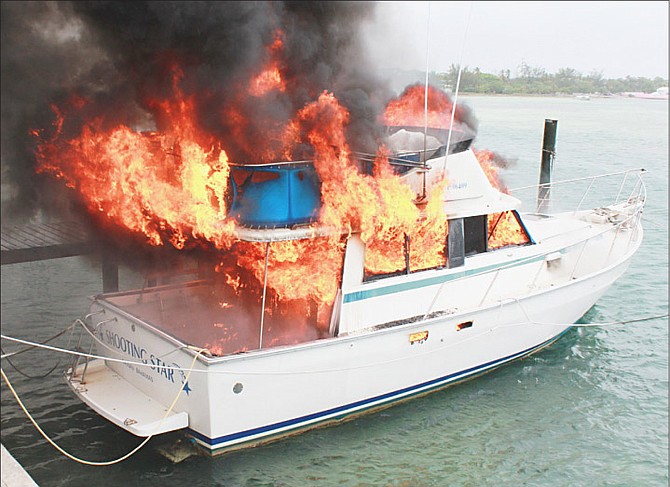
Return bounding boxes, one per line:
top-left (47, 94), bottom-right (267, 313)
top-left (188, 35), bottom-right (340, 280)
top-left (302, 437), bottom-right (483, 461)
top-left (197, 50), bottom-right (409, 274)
top-left (102, 249), bottom-right (119, 293)
top-left (537, 119), bottom-right (558, 214)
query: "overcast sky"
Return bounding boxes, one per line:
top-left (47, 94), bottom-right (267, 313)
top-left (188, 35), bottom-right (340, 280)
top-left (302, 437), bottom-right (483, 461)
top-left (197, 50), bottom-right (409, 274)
top-left (364, 1), bottom-right (669, 80)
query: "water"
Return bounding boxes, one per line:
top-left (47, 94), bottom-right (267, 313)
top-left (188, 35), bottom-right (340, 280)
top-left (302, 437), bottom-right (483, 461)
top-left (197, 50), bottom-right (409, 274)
top-left (2, 96), bottom-right (668, 486)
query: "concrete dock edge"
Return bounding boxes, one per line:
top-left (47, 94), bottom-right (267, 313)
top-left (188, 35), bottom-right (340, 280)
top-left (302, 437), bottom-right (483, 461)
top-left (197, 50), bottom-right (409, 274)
top-left (1, 444), bottom-right (39, 487)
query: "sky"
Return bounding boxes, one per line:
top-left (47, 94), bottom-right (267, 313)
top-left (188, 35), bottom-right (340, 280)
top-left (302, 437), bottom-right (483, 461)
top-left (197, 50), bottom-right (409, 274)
top-left (364, 1), bottom-right (669, 80)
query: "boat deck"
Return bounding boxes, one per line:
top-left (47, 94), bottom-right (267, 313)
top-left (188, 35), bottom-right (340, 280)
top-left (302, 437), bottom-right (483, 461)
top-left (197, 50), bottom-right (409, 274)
top-left (101, 281), bottom-right (330, 356)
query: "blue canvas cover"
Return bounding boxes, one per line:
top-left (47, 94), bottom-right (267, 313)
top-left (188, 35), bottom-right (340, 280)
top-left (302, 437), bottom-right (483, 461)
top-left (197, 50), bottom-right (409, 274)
top-left (229, 163), bottom-right (322, 228)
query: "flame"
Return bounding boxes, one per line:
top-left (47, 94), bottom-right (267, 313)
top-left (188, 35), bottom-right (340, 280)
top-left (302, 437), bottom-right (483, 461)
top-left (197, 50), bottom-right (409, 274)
top-left (475, 149), bottom-right (508, 193)
top-left (249, 31), bottom-right (286, 96)
top-left (488, 211), bottom-right (529, 249)
top-left (33, 86), bottom-right (455, 308)
top-left (383, 84), bottom-right (459, 129)
top-left (35, 82), bottom-right (236, 249)
top-left (295, 93), bottom-right (445, 277)
top-left (475, 152), bottom-right (526, 249)
top-left (250, 67), bottom-right (285, 97)
top-left (32, 54), bottom-right (527, 353)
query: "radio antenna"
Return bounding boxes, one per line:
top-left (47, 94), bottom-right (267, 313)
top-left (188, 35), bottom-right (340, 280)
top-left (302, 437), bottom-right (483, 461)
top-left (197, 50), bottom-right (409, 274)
top-left (421, 1), bottom-right (432, 200)
top-left (442, 2), bottom-right (473, 177)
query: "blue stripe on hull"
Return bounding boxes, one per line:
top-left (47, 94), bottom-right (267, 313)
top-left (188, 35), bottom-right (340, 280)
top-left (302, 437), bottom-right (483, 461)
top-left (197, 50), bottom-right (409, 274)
top-left (188, 328), bottom-right (571, 451)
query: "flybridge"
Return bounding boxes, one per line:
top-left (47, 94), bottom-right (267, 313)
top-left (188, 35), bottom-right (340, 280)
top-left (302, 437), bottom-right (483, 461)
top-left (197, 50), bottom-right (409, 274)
top-left (228, 161), bottom-right (322, 228)
top-left (229, 126), bottom-right (476, 232)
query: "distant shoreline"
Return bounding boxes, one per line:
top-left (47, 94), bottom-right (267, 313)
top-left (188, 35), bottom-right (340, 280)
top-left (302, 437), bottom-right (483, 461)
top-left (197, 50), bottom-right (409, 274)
top-left (458, 92), bottom-right (668, 100)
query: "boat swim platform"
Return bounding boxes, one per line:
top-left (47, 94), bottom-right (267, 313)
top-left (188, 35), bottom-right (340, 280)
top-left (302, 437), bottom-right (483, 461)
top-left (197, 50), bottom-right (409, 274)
top-left (1, 444), bottom-right (39, 487)
top-left (1, 221), bottom-right (119, 292)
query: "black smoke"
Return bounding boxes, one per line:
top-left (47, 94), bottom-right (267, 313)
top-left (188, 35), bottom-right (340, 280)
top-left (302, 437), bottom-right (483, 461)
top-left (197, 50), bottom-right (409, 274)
top-left (1, 1), bottom-right (393, 223)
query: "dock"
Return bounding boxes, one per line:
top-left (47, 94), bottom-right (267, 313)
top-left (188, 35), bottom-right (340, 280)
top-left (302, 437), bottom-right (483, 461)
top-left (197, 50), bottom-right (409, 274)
top-left (1, 221), bottom-right (113, 487)
top-left (1, 222), bottom-right (81, 486)
top-left (1, 221), bottom-right (95, 265)
top-left (1, 444), bottom-right (38, 487)
top-left (1, 220), bottom-right (118, 292)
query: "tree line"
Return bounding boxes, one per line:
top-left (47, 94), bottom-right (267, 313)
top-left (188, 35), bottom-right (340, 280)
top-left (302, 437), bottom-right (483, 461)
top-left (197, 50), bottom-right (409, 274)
top-left (432, 63), bottom-right (668, 95)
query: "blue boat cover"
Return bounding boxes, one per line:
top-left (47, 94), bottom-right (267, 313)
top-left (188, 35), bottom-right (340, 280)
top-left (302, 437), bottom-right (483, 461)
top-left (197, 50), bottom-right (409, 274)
top-left (229, 163), bottom-right (322, 228)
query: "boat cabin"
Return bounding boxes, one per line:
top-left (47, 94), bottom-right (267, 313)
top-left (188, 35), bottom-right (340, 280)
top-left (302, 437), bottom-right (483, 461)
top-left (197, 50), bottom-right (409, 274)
top-left (98, 127), bottom-right (533, 356)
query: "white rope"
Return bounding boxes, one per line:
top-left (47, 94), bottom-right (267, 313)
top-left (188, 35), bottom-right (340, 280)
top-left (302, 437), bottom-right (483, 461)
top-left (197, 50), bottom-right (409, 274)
top-left (508, 297), bottom-right (668, 328)
top-left (0, 347), bottom-right (205, 466)
top-left (1, 334), bottom-right (213, 385)
top-left (0, 322), bottom-right (78, 359)
top-left (3, 308), bottom-right (666, 378)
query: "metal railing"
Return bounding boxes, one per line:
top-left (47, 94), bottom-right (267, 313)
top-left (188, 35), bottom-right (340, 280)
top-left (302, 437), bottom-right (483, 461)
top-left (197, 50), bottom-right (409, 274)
top-left (509, 168), bottom-right (646, 216)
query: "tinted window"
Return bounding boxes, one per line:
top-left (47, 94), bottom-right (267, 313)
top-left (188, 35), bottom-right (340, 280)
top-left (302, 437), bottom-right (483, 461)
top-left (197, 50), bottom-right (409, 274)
top-left (464, 215), bottom-right (487, 255)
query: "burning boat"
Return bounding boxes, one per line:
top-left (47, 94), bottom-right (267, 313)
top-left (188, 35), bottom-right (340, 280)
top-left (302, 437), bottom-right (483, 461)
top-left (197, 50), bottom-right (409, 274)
top-left (61, 115), bottom-right (645, 455)
top-left (1, 2), bottom-right (646, 463)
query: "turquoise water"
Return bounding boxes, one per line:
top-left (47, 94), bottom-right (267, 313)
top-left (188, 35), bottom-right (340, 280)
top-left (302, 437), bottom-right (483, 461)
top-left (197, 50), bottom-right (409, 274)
top-left (2, 96), bottom-right (668, 486)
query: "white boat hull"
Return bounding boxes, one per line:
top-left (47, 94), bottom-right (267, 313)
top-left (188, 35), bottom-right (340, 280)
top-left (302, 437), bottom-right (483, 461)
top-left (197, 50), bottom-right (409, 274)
top-left (190, 248), bottom-right (634, 452)
top-left (74, 224), bottom-right (638, 454)
top-left (66, 159), bottom-right (645, 455)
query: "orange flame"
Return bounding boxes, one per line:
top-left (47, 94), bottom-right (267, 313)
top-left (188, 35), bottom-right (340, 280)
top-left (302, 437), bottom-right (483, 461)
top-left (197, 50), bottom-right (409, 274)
top-left (488, 211), bottom-right (529, 249)
top-left (33, 60), bottom-right (528, 351)
top-left (474, 152), bottom-right (526, 249)
top-left (383, 84), bottom-right (457, 129)
top-left (35, 77), bottom-right (236, 250)
top-left (475, 149), bottom-right (508, 193)
top-left (249, 31), bottom-right (286, 96)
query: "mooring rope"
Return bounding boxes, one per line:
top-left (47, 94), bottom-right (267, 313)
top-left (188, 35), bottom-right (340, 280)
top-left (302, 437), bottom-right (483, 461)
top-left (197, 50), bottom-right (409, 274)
top-left (2, 310), bottom-right (667, 378)
top-left (570, 314), bottom-right (669, 327)
top-left (0, 321), bottom-right (79, 379)
top-left (509, 297), bottom-right (668, 328)
top-left (1, 347), bottom-right (62, 379)
top-left (0, 346), bottom-right (205, 466)
top-left (0, 322), bottom-right (76, 359)
top-left (74, 317), bottom-right (189, 361)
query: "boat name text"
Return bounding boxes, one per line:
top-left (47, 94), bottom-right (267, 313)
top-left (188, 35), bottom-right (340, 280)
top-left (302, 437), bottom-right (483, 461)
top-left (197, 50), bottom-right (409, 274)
top-left (104, 329), bottom-right (177, 383)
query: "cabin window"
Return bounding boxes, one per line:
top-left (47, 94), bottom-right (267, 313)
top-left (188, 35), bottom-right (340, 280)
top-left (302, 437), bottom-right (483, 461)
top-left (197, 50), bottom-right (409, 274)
top-left (447, 211), bottom-right (532, 265)
top-left (447, 218), bottom-right (465, 268)
top-left (364, 227), bottom-right (447, 281)
top-left (464, 215), bottom-right (488, 255)
top-left (487, 211), bottom-right (531, 250)
top-left (364, 235), bottom-right (407, 280)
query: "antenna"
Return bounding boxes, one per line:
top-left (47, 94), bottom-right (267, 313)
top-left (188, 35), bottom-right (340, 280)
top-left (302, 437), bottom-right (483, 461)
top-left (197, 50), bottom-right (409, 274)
top-left (442, 2), bottom-right (473, 177)
top-left (421, 1), bottom-right (432, 200)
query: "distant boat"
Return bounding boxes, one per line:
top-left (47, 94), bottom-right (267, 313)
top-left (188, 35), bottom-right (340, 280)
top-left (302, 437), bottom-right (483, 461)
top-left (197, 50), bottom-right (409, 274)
top-left (575, 94), bottom-right (591, 101)
top-left (620, 88), bottom-right (668, 100)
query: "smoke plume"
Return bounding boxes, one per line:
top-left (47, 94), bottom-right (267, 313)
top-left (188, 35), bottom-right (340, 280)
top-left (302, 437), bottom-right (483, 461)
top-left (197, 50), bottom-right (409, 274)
top-left (1, 1), bottom-right (392, 224)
